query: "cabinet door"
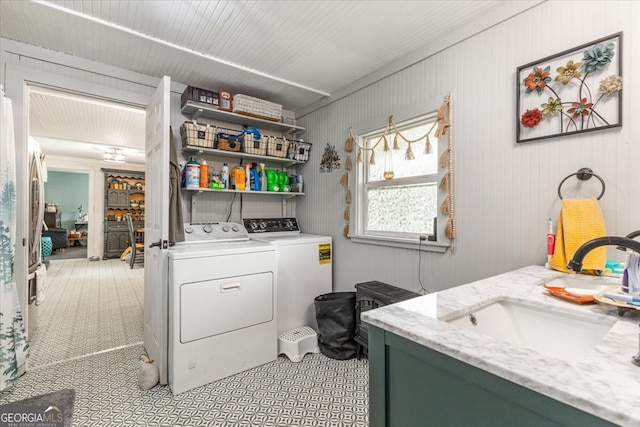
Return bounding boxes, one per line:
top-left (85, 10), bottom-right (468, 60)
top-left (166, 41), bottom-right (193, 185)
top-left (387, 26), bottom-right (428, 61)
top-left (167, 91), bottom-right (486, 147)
top-left (118, 231), bottom-right (129, 250)
top-left (107, 189), bottom-right (127, 207)
top-left (106, 232), bottom-right (120, 253)
top-left (117, 191), bottom-right (129, 206)
top-left (106, 231), bottom-right (129, 255)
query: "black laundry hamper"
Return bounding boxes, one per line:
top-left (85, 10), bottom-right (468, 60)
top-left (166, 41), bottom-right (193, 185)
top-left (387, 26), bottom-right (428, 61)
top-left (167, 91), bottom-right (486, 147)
top-left (314, 292), bottom-right (357, 360)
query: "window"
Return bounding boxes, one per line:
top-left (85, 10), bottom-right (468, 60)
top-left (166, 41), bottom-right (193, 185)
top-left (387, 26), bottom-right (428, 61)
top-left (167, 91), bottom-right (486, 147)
top-left (354, 112), bottom-right (446, 250)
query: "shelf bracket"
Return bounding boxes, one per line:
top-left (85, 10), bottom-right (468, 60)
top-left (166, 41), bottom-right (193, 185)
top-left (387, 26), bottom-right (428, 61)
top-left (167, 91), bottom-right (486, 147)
top-left (193, 108), bottom-right (203, 121)
top-left (191, 194), bottom-right (200, 223)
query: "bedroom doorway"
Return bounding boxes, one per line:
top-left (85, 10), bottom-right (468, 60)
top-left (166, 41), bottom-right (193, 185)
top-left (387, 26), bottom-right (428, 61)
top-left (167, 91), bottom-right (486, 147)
top-left (42, 169), bottom-right (89, 261)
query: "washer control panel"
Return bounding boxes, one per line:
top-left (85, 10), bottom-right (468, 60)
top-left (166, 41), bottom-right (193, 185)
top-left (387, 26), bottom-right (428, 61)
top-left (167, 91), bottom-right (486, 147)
top-left (243, 218), bottom-right (300, 234)
top-left (182, 222), bottom-right (249, 242)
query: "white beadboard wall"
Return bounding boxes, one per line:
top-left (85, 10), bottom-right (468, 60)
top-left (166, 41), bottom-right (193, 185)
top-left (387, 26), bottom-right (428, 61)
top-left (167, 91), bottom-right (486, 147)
top-left (296, 0), bottom-right (640, 293)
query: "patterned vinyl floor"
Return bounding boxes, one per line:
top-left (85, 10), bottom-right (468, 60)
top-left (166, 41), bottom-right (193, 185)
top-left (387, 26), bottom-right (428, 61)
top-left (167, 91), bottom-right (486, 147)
top-left (28, 258), bottom-right (144, 368)
top-left (1, 259), bottom-right (369, 426)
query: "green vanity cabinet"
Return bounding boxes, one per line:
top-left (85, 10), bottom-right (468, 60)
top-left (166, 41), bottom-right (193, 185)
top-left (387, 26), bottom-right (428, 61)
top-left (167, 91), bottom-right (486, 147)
top-left (368, 326), bottom-right (615, 427)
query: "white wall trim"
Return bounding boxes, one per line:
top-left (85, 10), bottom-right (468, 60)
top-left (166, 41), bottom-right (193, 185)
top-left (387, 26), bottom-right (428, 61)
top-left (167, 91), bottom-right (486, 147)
top-left (1, 38), bottom-right (187, 95)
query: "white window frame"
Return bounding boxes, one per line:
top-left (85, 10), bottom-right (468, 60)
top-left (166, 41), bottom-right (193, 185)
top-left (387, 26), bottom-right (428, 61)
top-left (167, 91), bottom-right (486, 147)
top-left (350, 103), bottom-right (450, 253)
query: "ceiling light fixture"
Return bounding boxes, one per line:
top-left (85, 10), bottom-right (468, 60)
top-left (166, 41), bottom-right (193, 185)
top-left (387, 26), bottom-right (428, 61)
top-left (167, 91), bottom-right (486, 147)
top-left (104, 148), bottom-right (126, 163)
top-left (32, 0), bottom-right (331, 97)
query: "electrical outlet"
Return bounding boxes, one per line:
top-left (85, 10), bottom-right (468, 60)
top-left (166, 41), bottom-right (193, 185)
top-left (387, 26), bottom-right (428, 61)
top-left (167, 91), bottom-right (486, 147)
top-left (419, 235), bottom-right (427, 241)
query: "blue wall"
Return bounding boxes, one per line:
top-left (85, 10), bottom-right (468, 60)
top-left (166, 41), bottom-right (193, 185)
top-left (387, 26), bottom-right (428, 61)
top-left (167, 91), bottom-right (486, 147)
top-left (44, 171), bottom-right (89, 231)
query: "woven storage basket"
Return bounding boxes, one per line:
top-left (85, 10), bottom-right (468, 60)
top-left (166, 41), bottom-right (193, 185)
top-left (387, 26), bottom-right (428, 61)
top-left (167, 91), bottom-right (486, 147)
top-left (266, 136), bottom-right (290, 158)
top-left (180, 121), bottom-right (216, 149)
top-left (233, 94), bottom-right (282, 122)
top-left (242, 134), bottom-right (267, 156)
top-left (217, 131), bottom-right (242, 152)
top-left (288, 141), bottom-right (311, 162)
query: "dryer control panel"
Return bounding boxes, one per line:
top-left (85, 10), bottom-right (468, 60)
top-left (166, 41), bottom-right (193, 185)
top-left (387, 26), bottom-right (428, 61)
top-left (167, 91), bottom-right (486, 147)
top-left (243, 218), bottom-right (300, 234)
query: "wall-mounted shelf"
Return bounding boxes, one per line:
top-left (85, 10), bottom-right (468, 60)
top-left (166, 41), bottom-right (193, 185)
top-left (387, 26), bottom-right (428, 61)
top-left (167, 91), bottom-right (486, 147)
top-left (185, 187), bottom-right (304, 199)
top-left (182, 145), bottom-right (305, 168)
top-left (106, 206), bottom-right (145, 211)
top-left (182, 101), bottom-right (305, 135)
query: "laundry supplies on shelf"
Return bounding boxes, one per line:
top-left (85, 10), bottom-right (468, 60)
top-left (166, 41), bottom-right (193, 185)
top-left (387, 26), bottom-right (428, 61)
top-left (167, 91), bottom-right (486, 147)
top-left (184, 157), bottom-right (200, 189)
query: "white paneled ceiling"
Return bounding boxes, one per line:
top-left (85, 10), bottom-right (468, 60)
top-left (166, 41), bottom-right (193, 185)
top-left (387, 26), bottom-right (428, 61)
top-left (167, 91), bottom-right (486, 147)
top-left (1, 0), bottom-right (533, 163)
top-left (29, 87), bottom-right (146, 164)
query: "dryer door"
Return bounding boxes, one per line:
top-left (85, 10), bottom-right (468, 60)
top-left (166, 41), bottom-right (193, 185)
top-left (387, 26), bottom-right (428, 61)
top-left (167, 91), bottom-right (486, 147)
top-left (180, 272), bottom-right (274, 343)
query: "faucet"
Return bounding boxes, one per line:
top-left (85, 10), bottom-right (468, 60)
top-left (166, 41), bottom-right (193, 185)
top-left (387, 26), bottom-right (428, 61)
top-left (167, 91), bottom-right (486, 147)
top-left (625, 230), bottom-right (640, 240)
top-left (618, 230), bottom-right (640, 251)
top-left (567, 236), bottom-right (640, 272)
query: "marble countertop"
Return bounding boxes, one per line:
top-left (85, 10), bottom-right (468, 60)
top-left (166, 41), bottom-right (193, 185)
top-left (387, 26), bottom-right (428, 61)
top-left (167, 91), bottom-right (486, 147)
top-left (362, 265), bottom-right (640, 426)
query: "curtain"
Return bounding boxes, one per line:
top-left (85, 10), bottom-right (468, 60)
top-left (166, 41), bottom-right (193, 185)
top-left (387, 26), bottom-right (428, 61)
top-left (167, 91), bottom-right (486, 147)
top-left (0, 85), bottom-right (30, 391)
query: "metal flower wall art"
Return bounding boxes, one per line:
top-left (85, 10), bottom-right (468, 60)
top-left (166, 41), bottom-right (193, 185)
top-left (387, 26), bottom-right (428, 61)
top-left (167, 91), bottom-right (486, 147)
top-left (516, 32), bottom-right (622, 143)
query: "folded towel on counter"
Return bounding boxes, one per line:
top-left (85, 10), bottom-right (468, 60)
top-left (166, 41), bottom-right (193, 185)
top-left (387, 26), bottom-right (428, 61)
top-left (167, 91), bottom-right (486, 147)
top-left (549, 198), bottom-right (607, 273)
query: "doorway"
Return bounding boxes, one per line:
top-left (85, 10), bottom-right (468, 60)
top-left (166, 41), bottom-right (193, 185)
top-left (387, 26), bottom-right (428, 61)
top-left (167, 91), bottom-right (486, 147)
top-left (42, 170), bottom-right (89, 261)
top-left (26, 84), bottom-right (147, 368)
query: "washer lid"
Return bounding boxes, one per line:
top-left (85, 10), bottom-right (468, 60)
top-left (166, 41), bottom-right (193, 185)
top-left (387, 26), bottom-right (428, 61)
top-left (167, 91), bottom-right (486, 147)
top-left (169, 239), bottom-right (274, 259)
top-left (249, 234), bottom-right (332, 245)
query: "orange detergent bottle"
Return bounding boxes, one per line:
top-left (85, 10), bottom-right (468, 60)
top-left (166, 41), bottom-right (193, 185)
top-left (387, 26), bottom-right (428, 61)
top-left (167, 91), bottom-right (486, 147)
top-left (233, 165), bottom-right (245, 190)
top-left (199, 160), bottom-right (209, 188)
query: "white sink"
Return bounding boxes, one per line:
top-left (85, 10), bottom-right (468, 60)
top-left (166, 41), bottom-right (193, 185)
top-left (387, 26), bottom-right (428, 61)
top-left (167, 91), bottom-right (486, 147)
top-left (447, 299), bottom-right (616, 362)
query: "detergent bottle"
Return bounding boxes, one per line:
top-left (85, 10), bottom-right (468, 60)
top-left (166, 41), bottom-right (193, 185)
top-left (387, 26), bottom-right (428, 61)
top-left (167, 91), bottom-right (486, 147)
top-left (266, 169), bottom-right (278, 191)
top-left (251, 163), bottom-right (261, 191)
top-left (277, 171), bottom-right (290, 192)
top-left (221, 163), bottom-right (230, 189)
top-left (245, 163), bottom-right (251, 191)
top-left (199, 159), bottom-right (209, 188)
top-left (233, 165), bottom-right (245, 191)
top-left (184, 156), bottom-right (200, 189)
top-left (259, 163), bottom-right (267, 192)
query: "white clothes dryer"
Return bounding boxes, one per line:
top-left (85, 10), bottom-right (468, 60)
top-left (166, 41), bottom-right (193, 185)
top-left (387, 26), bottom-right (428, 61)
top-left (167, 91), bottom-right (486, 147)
top-left (243, 218), bottom-right (332, 335)
top-left (168, 222), bottom-right (277, 395)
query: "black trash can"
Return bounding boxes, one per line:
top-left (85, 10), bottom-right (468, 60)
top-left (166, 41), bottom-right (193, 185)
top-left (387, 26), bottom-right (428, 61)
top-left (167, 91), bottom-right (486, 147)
top-left (314, 292), bottom-right (357, 360)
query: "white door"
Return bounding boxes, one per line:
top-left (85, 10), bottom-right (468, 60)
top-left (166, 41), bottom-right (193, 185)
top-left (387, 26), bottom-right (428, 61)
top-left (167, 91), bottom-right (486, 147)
top-left (144, 76), bottom-right (171, 384)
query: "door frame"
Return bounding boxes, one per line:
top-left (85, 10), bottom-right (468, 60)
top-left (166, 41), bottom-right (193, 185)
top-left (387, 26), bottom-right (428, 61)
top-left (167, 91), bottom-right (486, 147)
top-left (5, 63), bottom-right (151, 346)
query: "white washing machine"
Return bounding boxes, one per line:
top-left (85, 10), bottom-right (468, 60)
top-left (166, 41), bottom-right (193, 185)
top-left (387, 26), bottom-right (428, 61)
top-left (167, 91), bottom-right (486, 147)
top-left (243, 218), bottom-right (332, 335)
top-left (168, 222), bottom-right (277, 395)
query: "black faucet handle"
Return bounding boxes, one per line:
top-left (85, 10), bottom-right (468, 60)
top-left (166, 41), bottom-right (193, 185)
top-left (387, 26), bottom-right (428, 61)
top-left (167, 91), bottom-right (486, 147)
top-left (566, 259), bottom-right (582, 272)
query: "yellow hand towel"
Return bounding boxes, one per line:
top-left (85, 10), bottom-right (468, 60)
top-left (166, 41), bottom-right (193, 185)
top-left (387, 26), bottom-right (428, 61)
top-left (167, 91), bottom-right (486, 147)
top-left (549, 198), bottom-right (607, 273)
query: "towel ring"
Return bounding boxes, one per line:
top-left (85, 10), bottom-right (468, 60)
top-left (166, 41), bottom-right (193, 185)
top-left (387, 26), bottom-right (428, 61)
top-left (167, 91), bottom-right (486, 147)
top-left (557, 168), bottom-right (605, 200)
